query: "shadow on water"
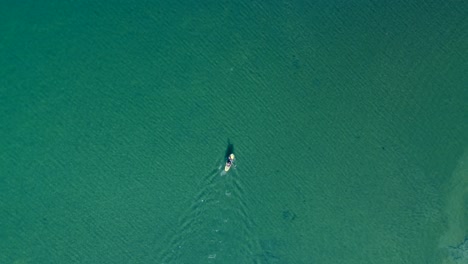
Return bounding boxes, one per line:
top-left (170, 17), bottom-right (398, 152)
top-left (225, 139), bottom-right (234, 161)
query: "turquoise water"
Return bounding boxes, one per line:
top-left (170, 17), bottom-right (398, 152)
top-left (1, 1), bottom-right (467, 263)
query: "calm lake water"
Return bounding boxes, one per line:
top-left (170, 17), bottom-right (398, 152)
top-left (1, 1), bottom-right (467, 263)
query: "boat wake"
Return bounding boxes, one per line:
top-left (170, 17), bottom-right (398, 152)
top-left (159, 157), bottom-right (259, 263)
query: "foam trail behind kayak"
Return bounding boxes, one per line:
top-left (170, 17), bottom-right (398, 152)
top-left (159, 157), bottom-right (259, 263)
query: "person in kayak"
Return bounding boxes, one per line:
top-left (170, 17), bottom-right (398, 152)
top-left (224, 154), bottom-right (235, 171)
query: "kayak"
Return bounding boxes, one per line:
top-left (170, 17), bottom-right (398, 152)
top-left (224, 154), bottom-right (235, 172)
